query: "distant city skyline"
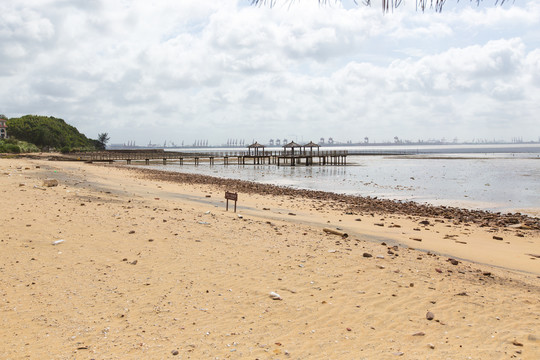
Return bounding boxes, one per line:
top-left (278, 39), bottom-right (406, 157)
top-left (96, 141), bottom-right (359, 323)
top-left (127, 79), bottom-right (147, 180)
top-left (2, 1), bottom-right (539, 145)
top-left (113, 136), bottom-right (539, 149)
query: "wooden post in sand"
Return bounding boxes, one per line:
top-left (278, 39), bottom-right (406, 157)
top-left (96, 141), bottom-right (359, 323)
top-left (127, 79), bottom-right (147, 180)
top-left (225, 191), bottom-right (238, 212)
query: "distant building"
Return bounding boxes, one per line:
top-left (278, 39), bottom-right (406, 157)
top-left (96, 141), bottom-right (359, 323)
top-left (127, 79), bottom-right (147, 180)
top-left (0, 117), bottom-right (7, 139)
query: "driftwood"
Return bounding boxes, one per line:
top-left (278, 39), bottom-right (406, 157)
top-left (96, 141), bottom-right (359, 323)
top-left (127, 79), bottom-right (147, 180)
top-left (323, 228), bottom-right (348, 238)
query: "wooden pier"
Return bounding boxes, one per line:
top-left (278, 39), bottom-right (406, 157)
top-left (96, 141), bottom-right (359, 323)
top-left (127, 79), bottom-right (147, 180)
top-left (68, 149), bottom-right (350, 166)
top-left (69, 140), bottom-right (413, 167)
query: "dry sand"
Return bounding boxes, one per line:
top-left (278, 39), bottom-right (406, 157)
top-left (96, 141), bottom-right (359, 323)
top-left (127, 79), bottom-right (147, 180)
top-left (1, 157), bottom-right (539, 359)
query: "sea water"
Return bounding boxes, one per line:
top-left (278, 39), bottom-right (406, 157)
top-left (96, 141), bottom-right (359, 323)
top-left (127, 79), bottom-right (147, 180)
top-left (147, 145), bottom-right (540, 216)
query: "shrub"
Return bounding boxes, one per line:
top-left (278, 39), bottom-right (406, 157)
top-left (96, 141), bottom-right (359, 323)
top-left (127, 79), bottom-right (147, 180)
top-left (4, 144), bottom-right (21, 153)
top-left (18, 142), bottom-right (39, 153)
top-left (4, 138), bottom-right (18, 145)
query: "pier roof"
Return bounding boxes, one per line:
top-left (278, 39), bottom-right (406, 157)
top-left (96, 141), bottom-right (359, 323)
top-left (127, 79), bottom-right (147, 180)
top-left (247, 141), bottom-right (265, 156)
top-left (247, 141), bottom-right (265, 148)
top-left (303, 141), bottom-right (319, 148)
top-left (283, 141), bottom-right (301, 148)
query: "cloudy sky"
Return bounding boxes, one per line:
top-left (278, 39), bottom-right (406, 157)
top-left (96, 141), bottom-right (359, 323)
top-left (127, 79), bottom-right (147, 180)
top-left (1, 0), bottom-right (539, 146)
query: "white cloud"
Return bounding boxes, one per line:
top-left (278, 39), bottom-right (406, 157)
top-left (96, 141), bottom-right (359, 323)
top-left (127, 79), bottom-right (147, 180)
top-left (458, 1), bottom-right (540, 27)
top-left (388, 38), bottom-right (526, 94)
top-left (0, 0), bottom-right (539, 144)
top-left (525, 49), bottom-right (540, 86)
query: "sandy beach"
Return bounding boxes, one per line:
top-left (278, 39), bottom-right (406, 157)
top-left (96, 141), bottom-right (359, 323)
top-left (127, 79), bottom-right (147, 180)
top-left (1, 157), bottom-right (539, 359)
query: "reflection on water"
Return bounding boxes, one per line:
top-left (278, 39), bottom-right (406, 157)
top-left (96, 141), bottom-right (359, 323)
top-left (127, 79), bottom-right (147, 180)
top-left (147, 153), bottom-right (540, 216)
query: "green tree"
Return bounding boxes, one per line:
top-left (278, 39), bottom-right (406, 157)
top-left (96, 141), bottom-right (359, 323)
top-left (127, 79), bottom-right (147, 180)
top-left (97, 132), bottom-right (110, 150)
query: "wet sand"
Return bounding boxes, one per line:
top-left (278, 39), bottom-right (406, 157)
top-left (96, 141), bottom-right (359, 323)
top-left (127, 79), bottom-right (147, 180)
top-left (1, 158), bottom-right (539, 359)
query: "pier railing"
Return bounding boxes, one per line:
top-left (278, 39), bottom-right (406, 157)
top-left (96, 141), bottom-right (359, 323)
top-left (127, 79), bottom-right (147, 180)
top-left (200, 150), bottom-right (350, 157)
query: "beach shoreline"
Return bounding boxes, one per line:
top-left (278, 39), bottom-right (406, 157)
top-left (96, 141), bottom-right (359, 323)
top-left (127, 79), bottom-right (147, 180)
top-left (132, 166), bottom-right (540, 231)
top-left (141, 151), bottom-right (540, 218)
top-left (1, 157), bottom-right (539, 359)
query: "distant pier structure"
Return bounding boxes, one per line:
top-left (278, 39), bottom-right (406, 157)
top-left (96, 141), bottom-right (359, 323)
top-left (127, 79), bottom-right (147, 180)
top-left (71, 141), bottom-right (349, 166)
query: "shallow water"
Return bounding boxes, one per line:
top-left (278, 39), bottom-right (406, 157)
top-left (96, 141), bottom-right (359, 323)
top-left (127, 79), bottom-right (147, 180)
top-left (145, 147), bottom-right (540, 217)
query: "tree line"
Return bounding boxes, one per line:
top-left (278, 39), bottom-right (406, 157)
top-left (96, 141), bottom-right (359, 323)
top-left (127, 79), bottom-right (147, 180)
top-left (0, 114), bottom-right (108, 153)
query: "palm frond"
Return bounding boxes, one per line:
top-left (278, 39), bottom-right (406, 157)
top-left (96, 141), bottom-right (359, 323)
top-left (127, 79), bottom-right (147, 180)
top-left (249, 0), bottom-right (514, 12)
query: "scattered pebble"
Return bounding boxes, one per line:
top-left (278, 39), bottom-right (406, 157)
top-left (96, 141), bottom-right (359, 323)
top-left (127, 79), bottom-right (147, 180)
top-left (43, 179), bottom-right (59, 187)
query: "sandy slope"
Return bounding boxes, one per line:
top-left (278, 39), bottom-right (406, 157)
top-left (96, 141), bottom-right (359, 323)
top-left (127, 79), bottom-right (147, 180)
top-left (1, 158), bottom-right (539, 359)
